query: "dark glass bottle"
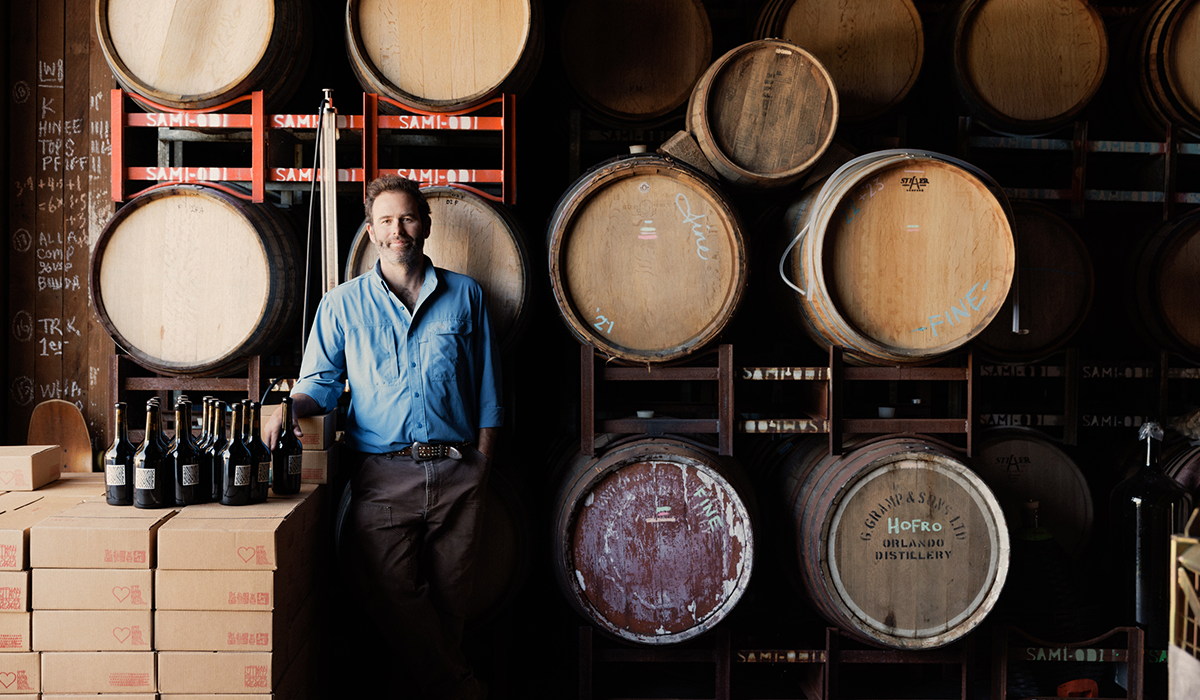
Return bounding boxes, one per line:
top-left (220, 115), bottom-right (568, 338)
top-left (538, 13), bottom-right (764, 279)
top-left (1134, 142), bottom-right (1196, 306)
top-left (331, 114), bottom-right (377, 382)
top-left (104, 402), bottom-right (137, 506)
top-left (1110, 421), bottom-right (1192, 696)
top-left (245, 401), bottom-right (271, 504)
top-left (271, 397), bottom-right (304, 495)
top-left (170, 401), bottom-right (203, 506)
top-left (207, 400), bottom-right (229, 502)
top-left (133, 401), bottom-right (174, 508)
top-left (221, 402), bottom-right (253, 506)
top-left (198, 397), bottom-right (213, 452)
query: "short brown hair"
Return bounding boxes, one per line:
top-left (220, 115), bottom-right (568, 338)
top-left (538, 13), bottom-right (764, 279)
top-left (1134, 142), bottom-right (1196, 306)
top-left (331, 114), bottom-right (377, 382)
top-left (364, 175), bottom-right (430, 223)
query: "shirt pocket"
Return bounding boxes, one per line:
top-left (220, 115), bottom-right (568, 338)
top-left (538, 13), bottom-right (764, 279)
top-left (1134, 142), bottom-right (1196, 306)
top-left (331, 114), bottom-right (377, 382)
top-left (347, 324), bottom-right (400, 386)
top-left (420, 318), bottom-right (472, 380)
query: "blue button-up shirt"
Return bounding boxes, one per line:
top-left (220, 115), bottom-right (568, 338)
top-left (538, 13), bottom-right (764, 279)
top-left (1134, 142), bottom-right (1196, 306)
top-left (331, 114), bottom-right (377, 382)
top-left (292, 258), bottom-right (503, 453)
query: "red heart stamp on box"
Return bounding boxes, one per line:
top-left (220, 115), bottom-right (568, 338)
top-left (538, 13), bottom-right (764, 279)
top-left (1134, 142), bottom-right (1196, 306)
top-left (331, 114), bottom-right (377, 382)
top-left (0, 472), bottom-right (14, 486)
top-left (112, 586), bottom-right (130, 603)
top-left (0, 672), bottom-right (14, 688)
top-left (237, 546), bottom-right (256, 563)
top-left (113, 627), bottom-right (131, 644)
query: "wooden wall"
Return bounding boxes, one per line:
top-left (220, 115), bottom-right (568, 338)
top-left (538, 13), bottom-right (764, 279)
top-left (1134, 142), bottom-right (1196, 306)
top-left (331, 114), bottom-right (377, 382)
top-left (5, 0), bottom-right (114, 450)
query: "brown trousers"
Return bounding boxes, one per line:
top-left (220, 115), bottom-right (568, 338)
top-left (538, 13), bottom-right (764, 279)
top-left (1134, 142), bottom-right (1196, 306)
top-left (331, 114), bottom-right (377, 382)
top-left (344, 447), bottom-right (489, 699)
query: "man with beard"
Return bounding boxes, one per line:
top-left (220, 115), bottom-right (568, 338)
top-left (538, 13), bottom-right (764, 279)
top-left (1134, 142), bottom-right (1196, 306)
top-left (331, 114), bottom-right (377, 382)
top-left (266, 175), bottom-right (501, 699)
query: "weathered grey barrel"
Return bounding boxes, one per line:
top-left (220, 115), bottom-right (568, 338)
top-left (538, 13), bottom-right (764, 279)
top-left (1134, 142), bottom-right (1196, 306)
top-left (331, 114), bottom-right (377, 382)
top-left (90, 184), bottom-right (299, 375)
top-left (552, 435), bottom-right (755, 644)
top-left (95, 0), bottom-right (311, 109)
top-left (773, 435), bottom-right (1009, 649)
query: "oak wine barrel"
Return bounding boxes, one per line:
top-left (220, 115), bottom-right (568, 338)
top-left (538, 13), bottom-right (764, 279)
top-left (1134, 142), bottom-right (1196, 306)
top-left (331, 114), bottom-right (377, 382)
top-left (974, 204), bottom-right (1094, 362)
top-left (345, 0), bottom-right (543, 112)
top-left (1134, 0), bottom-right (1200, 134)
top-left (345, 186), bottom-right (532, 350)
top-left (971, 428), bottom-right (1094, 559)
top-left (1131, 209), bottom-right (1200, 359)
top-left (687, 39), bottom-right (838, 188)
top-left (754, 0), bottom-right (924, 123)
top-left (95, 0), bottom-right (311, 110)
top-left (781, 150), bottom-right (1015, 365)
top-left (335, 468), bottom-right (530, 626)
top-left (552, 435), bottom-right (755, 645)
top-left (90, 184), bottom-right (299, 375)
top-left (774, 435), bottom-right (1009, 649)
top-left (547, 154), bottom-right (748, 364)
top-left (949, 0), bottom-right (1108, 133)
top-left (561, 0), bottom-right (711, 123)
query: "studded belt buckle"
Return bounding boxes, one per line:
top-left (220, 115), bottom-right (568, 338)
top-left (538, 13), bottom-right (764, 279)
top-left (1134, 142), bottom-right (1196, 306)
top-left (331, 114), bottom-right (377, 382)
top-left (412, 442), bottom-right (463, 461)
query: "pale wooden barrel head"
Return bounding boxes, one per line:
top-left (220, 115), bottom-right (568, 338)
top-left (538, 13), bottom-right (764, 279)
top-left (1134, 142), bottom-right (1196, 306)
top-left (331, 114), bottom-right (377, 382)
top-left (974, 204), bottom-right (1093, 360)
top-left (761, 0), bottom-right (923, 122)
top-left (99, 192), bottom-right (270, 369)
top-left (561, 0), bottom-right (710, 122)
top-left (826, 450), bottom-right (1006, 647)
top-left (799, 156), bottom-right (1014, 360)
top-left (1156, 217), bottom-right (1200, 352)
top-left (548, 156), bottom-right (747, 362)
top-left (100, 0), bottom-right (275, 103)
top-left (346, 187), bottom-right (530, 348)
top-left (972, 429), bottom-right (1094, 558)
top-left (1165, 1), bottom-right (1200, 128)
top-left (688, 40), bottom-right (838, 188)
top-left (560, 438), bottom-right (754, 644)
top-left (349, 0), bottom-right (534, 110)
top-left (955, 0), bottom-right (1107, 128)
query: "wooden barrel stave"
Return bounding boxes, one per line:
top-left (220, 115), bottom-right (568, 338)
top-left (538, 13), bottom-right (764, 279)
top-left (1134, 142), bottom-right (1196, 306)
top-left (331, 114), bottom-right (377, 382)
top-left (345, 0), bottom-right (543, 113)
top-left (774, 435), bottom-right (1010, 649)
top-left (95, 0), bottom-right (311, 110)
top-left (949, 0), bottom-right (1108, 133)
top-left (1132, 210), bottom-right (1200, 358)
top-left (687, 39), bottom-right (838, 188)
top-left (552, 435), bottom-right (755, 645)
top-left (754, 0), bottom-right (924, 122)
top-left (345, 186), bottom-right (531, 350)
top-left (1136, 0), bottom-right (1200, 132)
top-left (90, 185), bottom-right (299, 375)
top-left (547, 154), bottom-right (748, 364)
top-left (561, 0), bottom-right (711, 123)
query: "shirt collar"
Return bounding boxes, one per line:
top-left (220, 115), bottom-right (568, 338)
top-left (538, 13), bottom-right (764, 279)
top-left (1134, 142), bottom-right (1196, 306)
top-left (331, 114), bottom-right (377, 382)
top-left (372, 256), bottom-right (439, 311)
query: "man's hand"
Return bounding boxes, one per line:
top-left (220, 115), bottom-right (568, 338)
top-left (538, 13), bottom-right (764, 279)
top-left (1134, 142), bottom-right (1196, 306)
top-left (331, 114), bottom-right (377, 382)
top-left (263, 393), bottom-right (321, 448)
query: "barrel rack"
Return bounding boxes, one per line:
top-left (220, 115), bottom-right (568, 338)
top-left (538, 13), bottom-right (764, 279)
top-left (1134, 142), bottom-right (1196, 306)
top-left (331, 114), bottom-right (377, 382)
top-left (109, 88), bottom-right (517, 204)
top-left (991, 626), bottom-right (1144, 700)
top-left (578, 626), bottom-right (973, 700)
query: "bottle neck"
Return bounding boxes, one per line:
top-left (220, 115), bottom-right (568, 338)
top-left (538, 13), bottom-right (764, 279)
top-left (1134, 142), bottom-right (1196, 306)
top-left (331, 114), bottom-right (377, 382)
top-left (115, 405), bottom-right (128, 440)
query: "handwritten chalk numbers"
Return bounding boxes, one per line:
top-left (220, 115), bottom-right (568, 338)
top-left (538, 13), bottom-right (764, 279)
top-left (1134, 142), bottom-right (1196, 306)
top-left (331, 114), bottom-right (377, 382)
top-left (843, 177), bottom-right (884, 224)
top-left (593, 309), bottom-right (614, 335)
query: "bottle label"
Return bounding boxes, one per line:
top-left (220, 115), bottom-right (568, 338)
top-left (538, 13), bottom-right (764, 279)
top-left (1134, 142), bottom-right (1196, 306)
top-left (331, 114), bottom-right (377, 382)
top-left (105, 462), bottom-right (125, 486)
top-left (258, 462), bottom-right (270, 484)
top-left (288, 454), bottom-right (302, 476)
top-left (234, 465), bottom-right (251, 487)
top-left (135, 468), bottom-right (155, 490)
top-left (181, 464), bottom-right (200, 487)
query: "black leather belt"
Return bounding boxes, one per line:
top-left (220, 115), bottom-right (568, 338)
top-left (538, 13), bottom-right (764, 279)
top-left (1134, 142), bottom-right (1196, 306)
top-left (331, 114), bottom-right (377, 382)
top-left (388, 442), bottom-right (471, 461)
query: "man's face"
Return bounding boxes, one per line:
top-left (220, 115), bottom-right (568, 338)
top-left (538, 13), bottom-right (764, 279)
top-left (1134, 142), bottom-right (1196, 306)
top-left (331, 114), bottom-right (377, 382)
top-left (367, 190), bottom-right (429, 268)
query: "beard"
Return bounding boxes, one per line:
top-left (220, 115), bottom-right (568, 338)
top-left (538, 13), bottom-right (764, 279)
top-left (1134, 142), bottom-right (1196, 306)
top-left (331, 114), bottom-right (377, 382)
top-left (376, 235), bottom-right (424, 268)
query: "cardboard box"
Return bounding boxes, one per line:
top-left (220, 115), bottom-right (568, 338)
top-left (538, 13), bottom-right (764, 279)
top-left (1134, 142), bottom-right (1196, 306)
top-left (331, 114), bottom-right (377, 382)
top-left (156, 569), bottom-right (307, 614)
top-left (0, 446), bottom-right (60, 491)
top-left (0, 614), bottom-right (29, 652)
top-left (157, 487), bottom-right (322, 571)
top-left (36, 471), bottom-right (106, 496)
top-left (41, 651), bottom-right (156, 693)
top-left (0, 493), bottom-right (44, 516)
top-left (158, 651), bottom-right (287, 694)
top-left (33, 610), bottom-right (152, 651)
top-left (0, 496), bottom-right (88, 572)
top-left (33, 568), bottom-right (152, 610)
top-left (43, 696), bottom-right (155, 700)
top-left (156, 609), bottom-right (286, 652)
top-left (260, 405), bottom-right (335, 450)
top-left (171, 486), bottom-right (321, 520)
top-left (0, 652), bottom-right (38, 692)
top-left (0, 572), bottom-right (28, 613)
top-left (159, 635), bottom-right (314, 700)
top-left (30, 505), bottom-right (176, 569)
top-left (300, 444), bottom-right (339, 485)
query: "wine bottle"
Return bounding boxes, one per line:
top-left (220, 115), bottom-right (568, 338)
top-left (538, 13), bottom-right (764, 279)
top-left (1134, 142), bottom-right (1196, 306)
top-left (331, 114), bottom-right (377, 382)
top-left (271, 397), bottom-right (304, 495)
top-left (134, 401), bottom-right (174, 509)
top-left (221, 402), bottom-right (253, 506)
top-left (207, 400), bottom-right (229, 502)
top-left (245, 401), bottom-right (271, 504)
top-left (170, 400), bottom-right (203, 506)
top-left (104, 402), bottom-right (137, 506)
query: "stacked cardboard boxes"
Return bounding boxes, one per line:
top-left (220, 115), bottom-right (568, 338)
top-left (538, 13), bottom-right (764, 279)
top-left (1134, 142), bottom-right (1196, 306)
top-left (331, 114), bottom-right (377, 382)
top-left (259, 407), bottom-right (339, 486)
top-left (155, 485), bottom-right (324, 698)
top-left (31, 501), bottom-right (176, 696)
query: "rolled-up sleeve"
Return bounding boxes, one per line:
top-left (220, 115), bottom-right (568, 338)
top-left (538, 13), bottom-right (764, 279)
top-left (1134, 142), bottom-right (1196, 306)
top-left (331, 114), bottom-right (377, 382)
top-left (475, 292), bottom-right (504, 430)
top-left (292, 297), bottom-right (347, 413)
